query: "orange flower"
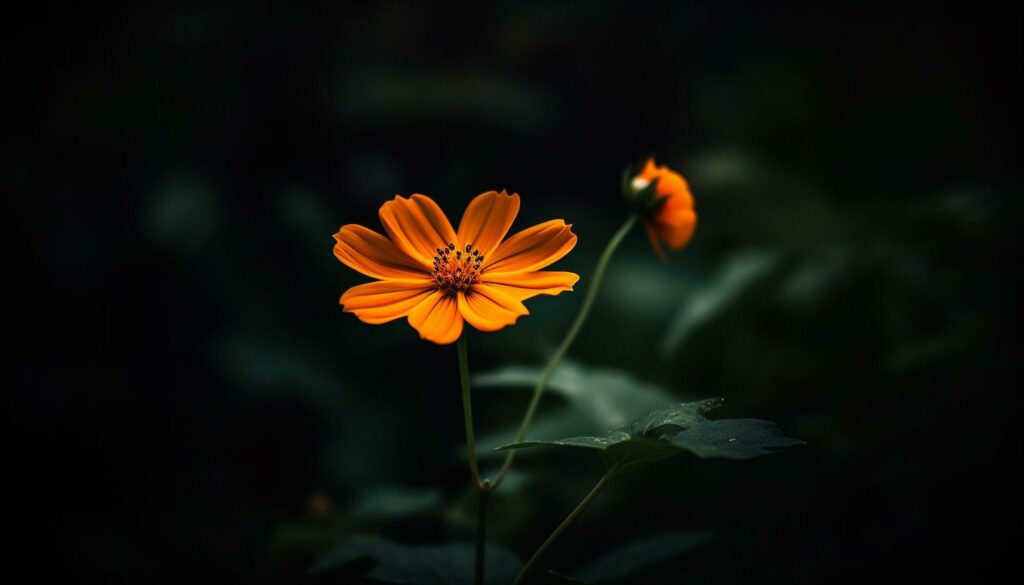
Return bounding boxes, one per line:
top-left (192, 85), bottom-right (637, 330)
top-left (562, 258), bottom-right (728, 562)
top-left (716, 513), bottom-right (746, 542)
top-left (628, 157), bottom-right (697, 258)
top-left (333, 191), bottom-right (579, 345)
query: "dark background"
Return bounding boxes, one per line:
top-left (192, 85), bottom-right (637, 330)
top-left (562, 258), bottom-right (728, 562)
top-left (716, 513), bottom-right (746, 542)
top-left (4, 2), bottom-right (1022, 582)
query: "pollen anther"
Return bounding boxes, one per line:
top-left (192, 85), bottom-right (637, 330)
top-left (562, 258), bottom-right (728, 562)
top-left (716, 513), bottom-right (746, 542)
top-left (432, 241), bottom-right (483, 294)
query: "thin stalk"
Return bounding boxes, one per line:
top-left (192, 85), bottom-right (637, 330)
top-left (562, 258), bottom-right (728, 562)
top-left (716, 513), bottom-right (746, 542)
top-left (492, 215), bottom-right (637, 489)
top-left (457, 334), bottom-right (482, 488)
top-left (458, 334), bottom-right (489, 585)
top-left (513, 473), bottom-right (611, 585)
top-left (475, 482), bottom-right (491, 585)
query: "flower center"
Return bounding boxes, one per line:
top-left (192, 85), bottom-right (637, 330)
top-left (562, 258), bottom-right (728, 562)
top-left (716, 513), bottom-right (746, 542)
top-left (432, 242), bottom-right (484, 295)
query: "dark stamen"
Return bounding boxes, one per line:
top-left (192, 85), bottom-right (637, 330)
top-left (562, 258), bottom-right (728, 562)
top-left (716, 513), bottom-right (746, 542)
top-left (432, 240), bottom-right (485, 295)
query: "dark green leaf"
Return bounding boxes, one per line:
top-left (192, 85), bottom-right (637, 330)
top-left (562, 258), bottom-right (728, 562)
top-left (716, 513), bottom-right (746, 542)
top-left (628, 397), bottom-right (724, 436)
top-left (672, 418), bottom-right (805, 460)
top-left (311, 536), bottom-right (522, 585)
top-left (500, 399), bottom-right (802, 475)
top-left (473, 362), bottom-right (680, 457)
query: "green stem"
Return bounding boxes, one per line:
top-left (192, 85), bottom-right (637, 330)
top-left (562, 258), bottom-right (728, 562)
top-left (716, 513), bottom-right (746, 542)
top-left (475, 483), bottom-right (490, 585)
top-left (458, 334), bottom-right (482, 488)
top-left (492, 214), bottom-right (637, 489)
top-left (458, 334), bottom-right (489, 585)
top-left (513, 473), bottom-right (611, 585)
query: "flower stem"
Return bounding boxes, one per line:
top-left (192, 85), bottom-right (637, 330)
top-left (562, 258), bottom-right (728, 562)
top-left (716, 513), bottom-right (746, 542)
top-left (491, 214), bottom-right (637, 489)
top-left (475, 482), bottom-right (490, 585)
top-left (457, 334), bottom-right (482, 488)
top-left (458, 333), bottom-right (490, 585)
top-left (513, 473), bottom-right (611, 585)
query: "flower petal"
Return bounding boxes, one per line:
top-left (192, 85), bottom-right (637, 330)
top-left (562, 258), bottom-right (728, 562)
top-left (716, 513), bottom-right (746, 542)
top-left (457, 284), bottom-right (529, 332)
top-left (481, 270), bottom-right (579, 301)
top-left (483, 220), bottom-right (577, 273)
top-left (653, 194), bottom-right (697, 250)
top-left (655, 218), bottom-right (697, 249)
top-left (407, 290), bottom-right (464, 344)
top-left (637, 157), bottom-right (661, 181)
top-left (378, 194), bottom-right (457, 267)
top-left (654, 171), bottom-right (691, 201)
top-left (456, 191), bottom-right (520, 259)
top-left (333, 225), bottom-right (427, 280)
top-left (340, 279), bottom-right (435, 324)
top-left (645, 224), bottom-right (667, 261)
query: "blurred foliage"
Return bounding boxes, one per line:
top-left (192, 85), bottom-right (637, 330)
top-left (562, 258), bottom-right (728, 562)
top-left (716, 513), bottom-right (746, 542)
top-left (6, 1), bottom-right (1020, 583)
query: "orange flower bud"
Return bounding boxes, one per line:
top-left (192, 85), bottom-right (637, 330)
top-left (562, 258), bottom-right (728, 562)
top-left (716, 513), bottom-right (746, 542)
top-left (624, 157), bottom-right (697, 258)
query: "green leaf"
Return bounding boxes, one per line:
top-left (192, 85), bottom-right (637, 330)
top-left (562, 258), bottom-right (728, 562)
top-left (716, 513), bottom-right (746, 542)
top-left (311, 536), bottom-right (522, 585)
top-left (672, 418), bottom-right (805, 460)
top-left (575, 531), bottom-right (713, 582)
top-left (499, 399), bottom-right (802, 475)
top-left (473, 361), bottom-right (680, 457)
